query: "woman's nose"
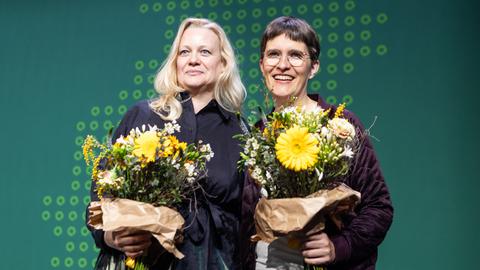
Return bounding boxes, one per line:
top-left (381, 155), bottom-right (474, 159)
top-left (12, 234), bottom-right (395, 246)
top-left (277, 55), bottom-right (290, 69)
top-left (188, 53), bottom-right (199, 65)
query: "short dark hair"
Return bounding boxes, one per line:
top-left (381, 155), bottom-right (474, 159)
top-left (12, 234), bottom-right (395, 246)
top-left (260, 16), bottom-right (320, 62)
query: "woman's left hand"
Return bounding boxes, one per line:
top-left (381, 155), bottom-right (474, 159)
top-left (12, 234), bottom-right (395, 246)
top-left (302, 231), bottom-right (336, 265)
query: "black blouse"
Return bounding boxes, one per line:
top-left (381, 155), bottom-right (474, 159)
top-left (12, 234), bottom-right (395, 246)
top-left (87, 94), bottom-right (246, 270)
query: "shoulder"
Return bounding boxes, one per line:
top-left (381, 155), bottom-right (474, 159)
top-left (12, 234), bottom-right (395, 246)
top-left (124, 100), bottom-right (152, 117)
top-left (121, 100), bottom-right (159, 123)
top-left (113, 100), bottom-right (161, 140)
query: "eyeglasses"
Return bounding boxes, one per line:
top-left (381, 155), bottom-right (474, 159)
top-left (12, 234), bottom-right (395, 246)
top-left (263, 50), bottom-right (310, 67)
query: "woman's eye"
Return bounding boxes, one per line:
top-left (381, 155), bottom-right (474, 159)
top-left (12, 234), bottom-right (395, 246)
top-left (200, 49), bottom-right (211, 55)
top-left (179, 50), bottom-right (189, 56)
top-left (290, 52), bottom-right (303, 60)
top-left (267, 51), bottom-right (280, 58)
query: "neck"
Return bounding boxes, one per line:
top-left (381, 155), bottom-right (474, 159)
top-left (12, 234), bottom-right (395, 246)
top-left (273, 92), bottom-right (318, 112)
top-left (190, 89), bottom-right (214, 114)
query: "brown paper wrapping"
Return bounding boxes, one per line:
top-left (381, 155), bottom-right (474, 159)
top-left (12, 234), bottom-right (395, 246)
top-left (252, 183), bottom-right (361, 243)
top-left (88, 198), bottom-right (185, 259)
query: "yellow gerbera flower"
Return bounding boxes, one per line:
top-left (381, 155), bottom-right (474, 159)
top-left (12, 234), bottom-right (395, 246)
top-left (132, 130), bottom-right (160, 163)
top-left (275, 126), bottom-right (319, 172)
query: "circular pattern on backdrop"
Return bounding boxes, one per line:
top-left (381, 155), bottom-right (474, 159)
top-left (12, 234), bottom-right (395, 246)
top-left (252, 8), bottom-right (262, 18)
top-left (329, 2), bottom-right (340, 12)
top-left (51, 257), bottom-right (60, 267)
top-left (313, 18), bottom-right (323, 29)
top-left (343, 62), bottom-right (355, 74)
top-left (42, 210), bottom-right (50, 221)
top-left (345, 0), bottom-right (355, 11)
top-left (313, 3), bottom-right (323, 13)
top-left (282, 6), bottom-right (292, 15)
top-left (328, 17), bottom-right (339, 28)
top-left (65, 257), bottom-right (74, 268)
top-left (343, 47), bottom-right (354, 58)
top-left (343, 95), bottom-right (354, 105)
top-left (297, 4), bottom-right (308, 15)
top-left (152, 2), bottom-right (162, 12)
top-left (78, 258), bottom-right (88, 268)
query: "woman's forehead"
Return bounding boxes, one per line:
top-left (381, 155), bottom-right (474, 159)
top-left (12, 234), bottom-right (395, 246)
top-left (265, 34), bottom-right (308, 50)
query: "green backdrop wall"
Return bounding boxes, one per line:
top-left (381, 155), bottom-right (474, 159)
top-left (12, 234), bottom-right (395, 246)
top-left (1, 0), bottom-right (479, 269)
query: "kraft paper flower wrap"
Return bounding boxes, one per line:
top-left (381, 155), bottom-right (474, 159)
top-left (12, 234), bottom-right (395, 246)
top-left (83, 121), bottom-right (214, 270)
top-left (238, 104), bottom-right (361, 269)
top-left (88, 198), bottom-right (185, 259)
top-left (252, 183), bottom-right (360, 243)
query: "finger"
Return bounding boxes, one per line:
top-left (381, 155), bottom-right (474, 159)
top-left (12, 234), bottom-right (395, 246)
top-left (116, 229), bottom-right (150, 237)
top-left (116, 235), bottom-right (152, 250)
top-left (302, 246), bottom-right (334, 265)
top-left (305, 230), bottom-right (324, 237)
top-left (303, 249), bottom-right (332, 265)
top-left (125, 250), bottom-right (144, 258)
top-left (122, 241), bottom-right (151, 254)
top-left (303, 238), bottom-right (329, 250)
top-left (305, 231), bottom-right (328, 239)
top-left (304, 257), bottom-right (329, 266)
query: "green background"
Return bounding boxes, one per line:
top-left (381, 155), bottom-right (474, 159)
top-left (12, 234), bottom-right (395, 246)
top-left (1, 0), bottom-right (479, 269)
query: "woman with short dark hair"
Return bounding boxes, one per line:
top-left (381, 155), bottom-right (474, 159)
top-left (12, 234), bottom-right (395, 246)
top-left (242, 16), bottom-right (393, 270)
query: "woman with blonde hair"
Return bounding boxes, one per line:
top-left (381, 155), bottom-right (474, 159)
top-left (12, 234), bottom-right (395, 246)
top-left (87, 18), bottom-right (248, 270)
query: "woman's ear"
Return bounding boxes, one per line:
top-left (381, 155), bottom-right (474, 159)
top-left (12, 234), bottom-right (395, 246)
top-left (309, 60), bottom-right (320, 79)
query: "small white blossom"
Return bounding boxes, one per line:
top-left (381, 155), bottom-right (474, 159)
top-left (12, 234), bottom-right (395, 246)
top-left (148, 124), bottom-right (159, 131)
top-left (184, 163), bottom-right (195, 177)
top-left (340, 146), bottom-right (354, 158)
top-left (320, 126), bottom-right (330, 138)
top-left (260, 187), bottom-right (269, 198)
top-left (200, 144), bottom-right (214, 161)
top-left (115, 135), bottom-right (129, 145)
top-left (282, 106), bottom-right (297, 115)
top-left (265, 170), bottom-right (272, 180)
top-left (315, 168), bottom-right (324, 182)
top-left (164, 120), bottom-right (181, 134)
top-left (246, 158), bottom-right (256, 167)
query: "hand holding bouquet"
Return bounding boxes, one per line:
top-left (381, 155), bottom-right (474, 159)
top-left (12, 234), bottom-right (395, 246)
top-left (83, 121), bottom-right (214, 269)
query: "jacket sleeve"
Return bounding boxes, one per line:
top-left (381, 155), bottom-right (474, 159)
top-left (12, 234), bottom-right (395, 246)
top-left (330, 112), bottom-right (394, 264)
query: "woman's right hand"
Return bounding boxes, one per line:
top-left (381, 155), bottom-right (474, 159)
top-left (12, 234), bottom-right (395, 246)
top-left (104, 229), bottom-right (152, 258)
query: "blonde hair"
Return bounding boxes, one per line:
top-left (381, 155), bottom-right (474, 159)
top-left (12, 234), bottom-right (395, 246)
top-left (150, 18), bottom-right (246, 120)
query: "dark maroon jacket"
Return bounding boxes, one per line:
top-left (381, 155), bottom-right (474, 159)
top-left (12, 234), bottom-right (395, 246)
top-left (240, 95), bottom-right (394, 270)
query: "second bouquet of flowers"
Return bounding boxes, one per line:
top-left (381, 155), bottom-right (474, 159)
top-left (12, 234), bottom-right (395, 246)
top-left (84, 121), bottom-right (214, 270)
top-left (238, 104), bottom-right (361, 252)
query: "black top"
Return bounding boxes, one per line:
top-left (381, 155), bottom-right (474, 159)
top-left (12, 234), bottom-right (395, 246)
top-left (87, 93), bottom-right (246, 270)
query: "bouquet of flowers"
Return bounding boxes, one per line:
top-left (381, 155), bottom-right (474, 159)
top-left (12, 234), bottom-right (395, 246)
top-left (240, 103), bottom-right (357, 197)
top-left (238, 104), bottom-right (361, 269)
top-left (83, 121), bottom-right (214, 270)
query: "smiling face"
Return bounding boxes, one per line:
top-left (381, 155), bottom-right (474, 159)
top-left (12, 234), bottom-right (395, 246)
top-left (176, 26), bottom-right (224, 95)
top-left (260, 34), bottom-right (319, 105)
